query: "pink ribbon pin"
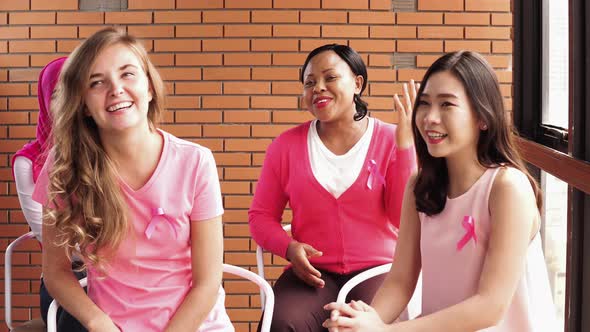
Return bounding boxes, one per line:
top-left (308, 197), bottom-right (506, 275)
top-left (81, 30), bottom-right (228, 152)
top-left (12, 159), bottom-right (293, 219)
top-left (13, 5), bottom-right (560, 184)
top-left (367, 160), bottom-right (385, 190)
top-left (144, 207), bottom-right (178, 240)
top-left (456, 215), bottom-right (477, 251)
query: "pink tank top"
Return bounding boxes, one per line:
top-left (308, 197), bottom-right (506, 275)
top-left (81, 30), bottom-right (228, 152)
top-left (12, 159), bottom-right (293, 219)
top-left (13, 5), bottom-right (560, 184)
top-left (419, 167), bottom-right (558, 331)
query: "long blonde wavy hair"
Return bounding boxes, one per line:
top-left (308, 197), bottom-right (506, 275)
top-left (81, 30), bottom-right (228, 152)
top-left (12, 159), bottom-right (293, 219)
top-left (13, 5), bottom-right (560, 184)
top-left (46, 27), bottom-right (166, 269)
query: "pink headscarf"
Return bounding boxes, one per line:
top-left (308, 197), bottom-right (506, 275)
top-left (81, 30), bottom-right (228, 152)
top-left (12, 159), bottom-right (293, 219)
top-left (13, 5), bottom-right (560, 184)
top-left (12, 57), bottom-right (67, 182)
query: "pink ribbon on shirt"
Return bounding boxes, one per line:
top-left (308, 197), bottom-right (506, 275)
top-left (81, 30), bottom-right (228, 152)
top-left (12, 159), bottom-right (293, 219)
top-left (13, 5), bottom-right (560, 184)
top-left (366, 159), bottom-right (385, 190)
top-left (456, 215), bottom-right (477, 251)
top-left (144, 207), bottom-right (178, 240)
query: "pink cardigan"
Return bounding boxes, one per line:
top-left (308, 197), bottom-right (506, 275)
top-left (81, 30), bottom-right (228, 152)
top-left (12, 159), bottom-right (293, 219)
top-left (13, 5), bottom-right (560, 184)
top-left (249, 119), bottom-right (416, 274)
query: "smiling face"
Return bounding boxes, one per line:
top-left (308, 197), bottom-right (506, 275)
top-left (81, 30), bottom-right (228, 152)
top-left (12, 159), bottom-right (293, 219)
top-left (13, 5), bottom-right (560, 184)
top-left (415, 70), bottom-right (481, 160)
top-left (83, 43), bottom-right (153, 136)
top-left (302, 51), bottom-right (363, 124)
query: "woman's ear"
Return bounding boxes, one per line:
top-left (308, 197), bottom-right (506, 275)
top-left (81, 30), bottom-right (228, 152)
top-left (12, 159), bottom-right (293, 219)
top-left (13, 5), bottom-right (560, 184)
top-left (354, 75), bottom-right (364, 94)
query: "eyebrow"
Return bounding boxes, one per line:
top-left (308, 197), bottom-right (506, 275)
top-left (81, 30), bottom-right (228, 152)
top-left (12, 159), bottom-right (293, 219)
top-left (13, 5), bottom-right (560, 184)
top-left (89, 64), bottom-right (139, 80)
top-left (420, 93), bottom-right (459, 99)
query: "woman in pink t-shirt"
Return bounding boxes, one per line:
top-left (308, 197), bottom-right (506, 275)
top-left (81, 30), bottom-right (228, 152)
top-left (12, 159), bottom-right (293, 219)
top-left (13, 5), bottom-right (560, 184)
top-left (33, 27), bottom-right (233, 332)
top-left (324, 52), bottom-right (557, 331)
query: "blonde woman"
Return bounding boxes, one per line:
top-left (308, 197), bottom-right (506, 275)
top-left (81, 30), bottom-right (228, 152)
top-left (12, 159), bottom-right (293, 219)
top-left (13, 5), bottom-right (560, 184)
top-left (33, 27), bottom-right (233, 332)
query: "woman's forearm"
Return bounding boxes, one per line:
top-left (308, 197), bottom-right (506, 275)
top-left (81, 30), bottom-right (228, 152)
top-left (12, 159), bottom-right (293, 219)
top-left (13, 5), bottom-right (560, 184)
top-left (165, 282), bottom-right (220, 332)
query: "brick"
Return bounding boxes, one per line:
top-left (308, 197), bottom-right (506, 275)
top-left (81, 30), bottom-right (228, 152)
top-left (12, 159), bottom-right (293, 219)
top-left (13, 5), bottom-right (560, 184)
top-left (57, 12), bottom-right (104, 24)
top-left (483, 55), bottom-right (511, 68)
top-left (323, 0), bottom-right (368, 9)
top-left (418, 26), bottom-right (463, 39)
top-left (492, 40), bottom-right (512, 53)
top-left (9, 12), bottom-right (55, 25)
top-left (225, 0), bottom-right (271, 8)
top-left (158, 67), bottom-right (201, 81)
top-left (203, 39), bottom-right (250, 51)
top-left (57, 39), bottom-right (82, 55)
top-left (154, 39), bottom-right (201, 52)
top-left (397, 12), bottom-right (443, 25)
top-left (492, 13), bottom-right (512, 26)
top-left (444, 13), bottom-right (490, 25)
top-left (397, 40), bottom-right (442, 52)
top-left (251, 96), bottom-right (297, 109)
top-left (252, 68), bottom-right (298, 81)
top-left (418, 0), bottom-right (463, 11)
top-left (225, 53), bottom-right (271, 66)
top-left (31, 0), bottom-right (77, 10)
top-left (224, 82), bottom-right (271, 95)
top-left (251, 10), bottom-right (299, 23)
top-left (225, 139), bottom-right (272, 152)
top-left (203, 68), bottom-right (250, 80)
top-left (214, 153), bottom-right (251, 166)
top-left (155, 11), bottom-right (201, 23)
top-left (176, 0), bottom-right (224, 8)
top-left (0, 2), bottom-right (29, 10)
top-left (105, 12), bottom-right (151, 24)
top-left (252, 124), bottom-right (294, 137)
top-left (300, 39), bottom-right (346, 51)
top-left (0, 84), bottom-right (29, 96)
top-left (224, 110), bottom-right (270, 123)
top-left (176, 53), bottom-right (222, 66)
top-left (203, 125), bottom-right (250, 137)
top-left (79, 25), bottom-right (114, 39)
top-left (9, 69), bottom-right (41, 82)
top-left (0, 69), bottom-right (7, 81)
top-left (221, 181), bottom-right (251, 194)
top-left (272, 110), bottom-right (314, 123)
top-left (30, 26), bottom-right (75, 39)
top-left (166, 96), bottom-right (200, 109)
top-left (272, 53), bottom-right (307, 66)
top-left (0, 27), bottom-right (29, 39)
top-left (128, 0), bottom-right (174, 9)
top-left (203, 11), bottom-right (250, 23)
top-left (465, 27), bottom-right (511, 40)
top-left (274, 25), bottom-right (320, 37)
top-left (252, 39), bottom-right (298, 51)
top-left (364, 96), bottom-right (394, 110)
top-left (9, 40), bottom-right (54, 54)
top-left (349, 39), bottom-right (396, 52)
top-left (202, 96), bottom-right (249, 109)
top-left (349, 11), bottom-right (395, 24)
top-left (273, 0), bottom-right (320, 8)
top-left (176, 110), bottom-right (222, 123)
top-left (175, 82), bottom-right (222, 95)
top-left (371, 26), bottom-right (416, 39)
top-left (226, 25), bottom-right (272, 37)
top-left (367, 68), bottom-right (396, 82)
top-left (370, 83), bottom-right (402, 96)
top-left (323, 25), bottom-right (368, 38)
top-left (128, 25), bottom-right (174, 38)
top-left (160, 124), bottom-right (201, 137)
top-left (0, 139), bottom-right (29, 152)
top-left (301, 11), bottom-right (347, 23)
top-left (495, 70), bottom-right (512, 83)
top-left (272, 81), bottom-right (302, 94)
top-left (445, 40), bottom-right (491, 53)
top-left (369, 54), bottom-right (393, 67)
top-left (371, 0), bottom-right (392, 10)
top-left (176, 25), bottom-right (223, 37)
top-left (465, 0), bottom-right (511, 12)
top-left (397, 69), bottom-right (427, 82)
top-left (416, 55), bottom-right (444, 68)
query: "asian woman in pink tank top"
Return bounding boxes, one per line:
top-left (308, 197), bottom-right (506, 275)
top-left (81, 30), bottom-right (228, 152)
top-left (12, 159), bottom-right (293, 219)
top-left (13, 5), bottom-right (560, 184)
top-left (324, 51), bottom-right (557, 331)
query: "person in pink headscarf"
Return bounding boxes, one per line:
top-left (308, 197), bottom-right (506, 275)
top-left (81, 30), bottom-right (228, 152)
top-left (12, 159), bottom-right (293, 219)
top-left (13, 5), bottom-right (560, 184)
top-left (12, 56), bottom-right (67, 242)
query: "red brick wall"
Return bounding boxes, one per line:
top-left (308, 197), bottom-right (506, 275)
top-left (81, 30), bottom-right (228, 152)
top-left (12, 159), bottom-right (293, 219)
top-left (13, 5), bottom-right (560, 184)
top-left (0, 1), bottom-right (512, 331)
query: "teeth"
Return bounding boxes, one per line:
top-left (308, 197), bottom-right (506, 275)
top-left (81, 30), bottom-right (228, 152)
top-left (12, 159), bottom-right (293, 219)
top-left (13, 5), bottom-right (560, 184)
top-left (107, 101), bottom-right (132, 112)
top-left (428, 133), bottom-right (447, 138)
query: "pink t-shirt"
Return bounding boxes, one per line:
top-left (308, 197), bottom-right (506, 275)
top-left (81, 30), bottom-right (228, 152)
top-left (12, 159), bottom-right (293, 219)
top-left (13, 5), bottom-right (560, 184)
top-left (33, 130), bottom-right (233, 332)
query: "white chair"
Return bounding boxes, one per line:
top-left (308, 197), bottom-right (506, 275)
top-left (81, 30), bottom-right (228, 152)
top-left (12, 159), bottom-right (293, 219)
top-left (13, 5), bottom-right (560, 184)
top-left (47, 264), bottom-right (275, 332)
top-left (255, 224), bottom-right (422, 320)
top-left (4, 231), bottom-right (46, 332)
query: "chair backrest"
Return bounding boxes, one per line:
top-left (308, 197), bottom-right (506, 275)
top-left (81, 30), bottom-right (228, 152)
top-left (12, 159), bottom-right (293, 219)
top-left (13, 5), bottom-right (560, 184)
top-left (4, 231), bottom-right (37, 331)
top-left (46, 264), bottom-right (275, 332)
top-left (255, 224), bottom-right (290, 308)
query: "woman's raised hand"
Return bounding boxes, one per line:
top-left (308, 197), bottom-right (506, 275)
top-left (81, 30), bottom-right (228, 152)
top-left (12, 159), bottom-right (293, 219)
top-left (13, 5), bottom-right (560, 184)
top-left (394, 80), bottom-right (420, 149)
